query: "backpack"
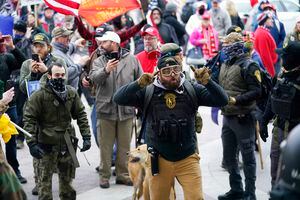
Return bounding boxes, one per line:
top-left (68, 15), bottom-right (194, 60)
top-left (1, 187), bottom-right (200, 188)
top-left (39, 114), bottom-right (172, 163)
top-left (137, 80), bottom-right (198, 144)
top-left (181, 3), bottom-right (194, 24)
top-left (240, 60), bottom-right (273, 100)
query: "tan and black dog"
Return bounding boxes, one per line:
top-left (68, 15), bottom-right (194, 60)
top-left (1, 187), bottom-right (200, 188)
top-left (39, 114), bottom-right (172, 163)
top-left (127, 144), bottom-right (175, 200)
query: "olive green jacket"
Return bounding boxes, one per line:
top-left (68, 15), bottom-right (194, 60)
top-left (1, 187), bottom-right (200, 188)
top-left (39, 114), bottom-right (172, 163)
top-left (19, 55), bottom-right (67, 95)
top-left (23, 81), bottom-right (90, 146)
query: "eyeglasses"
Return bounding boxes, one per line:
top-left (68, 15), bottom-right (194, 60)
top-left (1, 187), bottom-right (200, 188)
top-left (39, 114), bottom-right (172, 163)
top-left (143, 36), bottom-right (156, 41)
top-left (160, 65), bottom-right (181, 76)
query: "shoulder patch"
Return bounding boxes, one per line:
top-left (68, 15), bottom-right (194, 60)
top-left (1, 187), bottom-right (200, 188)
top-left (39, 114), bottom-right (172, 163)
top-left (254, 70), bottom-right (261, 83)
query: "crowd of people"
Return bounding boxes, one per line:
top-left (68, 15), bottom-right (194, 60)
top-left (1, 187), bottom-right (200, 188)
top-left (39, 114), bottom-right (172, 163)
top-left (0, 0), bottom-right (300, 199)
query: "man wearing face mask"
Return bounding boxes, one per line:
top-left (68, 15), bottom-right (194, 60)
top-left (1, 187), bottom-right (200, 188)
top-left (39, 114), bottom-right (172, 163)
top-left (23, 62), bottom-right (91, 200)
top-left (89, 31), bottom-right (143, 188)
top-left (185, 1), bottom-right (208, 36)
top-left (19, 33), bottom-right (67, 195)
top-left (113, 54), bottom-right (228, 199)
top-left (13, 20), bottom-right (32, 59)
top-left (149, 7), bottom-right (179, 44)
top-left (208, 0), bottom-right (232, 37)
top-left (52, 27), bottom-right (89, 90)
top-left (259, 41), bottom-right (300, 188)
top-left (218, 32), bottom-right (262, 200)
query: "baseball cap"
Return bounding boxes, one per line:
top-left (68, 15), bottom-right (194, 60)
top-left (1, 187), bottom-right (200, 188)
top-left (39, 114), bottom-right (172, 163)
top-left (141, 26), bottom-right (160, 38)
top-left (202, 13), bottom-right (210, 20)
top-left (97, 31), bottom-right (120, 44)
top-left (33, 33), bottom-right (50, 45)
top-left (157, 56), bottom-right (179, 70)
top-left (226, 25), bottom-right (242, 35)
top-left (276, 41), bottom-right (300, 57)
top-left (160, 43), bottom-right (182, 57)
top-left (52, 26), bottom-right (73, 38)
top-left (222, 32), bottom-right (243, 44)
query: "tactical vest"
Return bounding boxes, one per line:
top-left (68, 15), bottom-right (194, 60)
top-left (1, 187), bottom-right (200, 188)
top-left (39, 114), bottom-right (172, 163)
top-left (145, 87), bottom-right (197, 161)
top-left (271, 78), bottom-right (300, 120)
top-left (219, 62), bottom-right (256, 115)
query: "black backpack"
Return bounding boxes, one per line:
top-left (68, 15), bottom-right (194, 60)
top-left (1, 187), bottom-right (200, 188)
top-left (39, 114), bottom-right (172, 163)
top-left (181, 3), bottom-right (194, 24)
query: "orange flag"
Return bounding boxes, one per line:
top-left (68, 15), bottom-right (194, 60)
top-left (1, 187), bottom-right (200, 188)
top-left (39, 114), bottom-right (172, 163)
top-left (79, 0), bottom-right (141, 27)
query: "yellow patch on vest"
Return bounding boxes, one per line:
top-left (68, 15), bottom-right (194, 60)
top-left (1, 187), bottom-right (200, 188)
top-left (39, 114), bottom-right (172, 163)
top-left (254, 70), bottom-right (261, 83)
top-left (164, 93), bottom-right (176, 109)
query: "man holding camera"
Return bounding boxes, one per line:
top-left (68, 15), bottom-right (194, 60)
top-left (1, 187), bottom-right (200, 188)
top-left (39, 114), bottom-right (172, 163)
top-left (89, 31), bottom-right (143, 188)
top-left (0, 33), bottom-right (27, 184)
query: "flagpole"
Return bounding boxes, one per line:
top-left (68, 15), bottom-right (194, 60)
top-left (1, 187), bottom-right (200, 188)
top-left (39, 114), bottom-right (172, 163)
top-left (34, 4), bottom-right (38, 28)
top-left (10, 121), bottom-right (32, 138)
top-left (136, 0), bottom-right (146, 19)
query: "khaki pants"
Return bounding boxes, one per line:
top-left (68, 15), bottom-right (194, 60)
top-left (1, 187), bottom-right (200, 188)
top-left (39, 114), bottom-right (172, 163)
top-left (98, 118), bottom-right (133, 180)
top-left (149, 153), bottom-right (203, 200)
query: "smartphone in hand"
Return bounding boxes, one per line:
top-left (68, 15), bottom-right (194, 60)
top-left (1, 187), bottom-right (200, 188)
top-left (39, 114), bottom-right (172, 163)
top-left (32, 54), bottom-right (40, 62)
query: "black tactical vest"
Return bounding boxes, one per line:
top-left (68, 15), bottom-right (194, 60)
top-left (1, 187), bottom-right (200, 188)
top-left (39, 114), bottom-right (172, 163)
top-left (271, 78), bottom-right (300, 120)
top-left (145, 87), bottom-right (197, 161)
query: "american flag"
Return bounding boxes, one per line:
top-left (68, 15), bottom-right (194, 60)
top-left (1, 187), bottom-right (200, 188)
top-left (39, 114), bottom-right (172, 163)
top-left (43, 0), bottom-right (81, 16)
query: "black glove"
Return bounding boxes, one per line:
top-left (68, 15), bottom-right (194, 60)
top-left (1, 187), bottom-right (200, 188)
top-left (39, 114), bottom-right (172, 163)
top-left (81, 139), bottom-right (91, 152)
top-left (141, 19), bottom-right (147, 25)
top-left (259, 120), bottom-right (269, 142)
top-left (29, 144), bottom-right (45, 159)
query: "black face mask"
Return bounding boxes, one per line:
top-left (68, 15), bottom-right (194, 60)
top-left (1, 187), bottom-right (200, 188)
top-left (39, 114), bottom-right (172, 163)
top-left (198, 7), bottom-right (205, 15)
top-left (49, 78), bottom-right (66, 92)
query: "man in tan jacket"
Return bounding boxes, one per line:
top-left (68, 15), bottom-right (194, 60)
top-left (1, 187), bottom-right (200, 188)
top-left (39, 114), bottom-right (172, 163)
top-left (90, 31), bottom-right (143, 188)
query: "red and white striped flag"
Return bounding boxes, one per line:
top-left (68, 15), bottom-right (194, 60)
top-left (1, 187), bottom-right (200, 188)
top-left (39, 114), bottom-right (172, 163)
top-left (44, 0), bottom-right (80, 16)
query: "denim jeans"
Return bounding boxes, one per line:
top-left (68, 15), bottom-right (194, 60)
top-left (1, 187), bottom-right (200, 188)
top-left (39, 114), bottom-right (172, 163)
top-left (5, 106), bottom-right (21, 174)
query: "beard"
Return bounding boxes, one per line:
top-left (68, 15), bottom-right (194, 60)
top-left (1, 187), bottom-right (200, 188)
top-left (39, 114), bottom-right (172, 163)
top-left (153, 18), bottom-right (161, 25)
top-left (144, 44), bottom-right (157, 52)
top-left (160, 76), bottom-right (180, 90)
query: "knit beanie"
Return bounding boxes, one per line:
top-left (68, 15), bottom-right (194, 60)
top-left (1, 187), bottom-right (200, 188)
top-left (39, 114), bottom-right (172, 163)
top-left (257, 11), bottom-right (273, 26)
top-left (165, 2), bottom-right (177, 13)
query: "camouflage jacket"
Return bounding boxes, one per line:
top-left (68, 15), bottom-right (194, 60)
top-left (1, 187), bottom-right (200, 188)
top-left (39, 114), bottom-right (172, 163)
top-left (0, 100), bottom-right (8, 116)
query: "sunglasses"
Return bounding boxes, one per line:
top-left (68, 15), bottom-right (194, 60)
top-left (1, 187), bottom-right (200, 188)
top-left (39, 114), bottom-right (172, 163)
top-left (160, 65), bottom-right (181, 76)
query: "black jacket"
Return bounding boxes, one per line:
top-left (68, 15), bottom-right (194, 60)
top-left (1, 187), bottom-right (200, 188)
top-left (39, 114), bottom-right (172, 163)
top-left (157, 22), bottom-right (179, 45)
top-left (163, 11), bottom-right (186, 46)
top-left (0, 48), bottom-right (26, 90)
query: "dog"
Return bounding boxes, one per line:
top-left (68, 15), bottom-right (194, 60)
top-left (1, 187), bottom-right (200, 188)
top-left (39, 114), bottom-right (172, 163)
top-left (127, 144), bottom-right (175, 200)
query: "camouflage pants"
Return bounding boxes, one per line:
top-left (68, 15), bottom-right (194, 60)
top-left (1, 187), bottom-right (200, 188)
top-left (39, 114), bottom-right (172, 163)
top-left (0, 162), bottom-right (27, 200)
top-left (33, 158), bottom-right (38, 185)
top-left (270, 126), bottom-right (285, 187)
top-left (37, 152), bottom-right (76, 200)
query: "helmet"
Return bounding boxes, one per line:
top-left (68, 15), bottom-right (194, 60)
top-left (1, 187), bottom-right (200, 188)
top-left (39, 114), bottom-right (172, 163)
top-left (278, 124), bottom-right (300, 193)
